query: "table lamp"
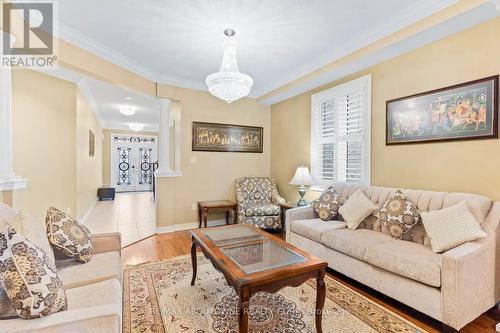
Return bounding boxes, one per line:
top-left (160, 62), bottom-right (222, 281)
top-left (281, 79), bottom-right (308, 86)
top-left (289, 166), bottom-right (314, 206)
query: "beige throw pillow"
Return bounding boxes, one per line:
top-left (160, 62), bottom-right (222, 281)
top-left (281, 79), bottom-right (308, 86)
top-left (421, 201), bottom-right (486, 253)
top-left (0, 226), bottom-right (67, 318)
top-left (339, 189), bottom-right (378, 230)
top-left (46, 207), bottom-right (93, 263)
top-left (312, 186), bottom-right (342, 221)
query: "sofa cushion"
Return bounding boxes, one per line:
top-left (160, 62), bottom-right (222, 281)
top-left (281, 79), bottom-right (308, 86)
top-left (365, 241), bottom-right (442, 287)
top-left (312, 187), bottom-right (342, 221)
top-left (290, 218), bottom-right (346, 242)
top-left (0, 279), bottom-right (121, 333)
top-left (46, 207), bottom-right (93, 263)
top-left (57, 251), bottom-right (122, 289)
top-left (320, 229), bottom-right (392, 261)
top-left (244, 203), bottom-right (280, 216)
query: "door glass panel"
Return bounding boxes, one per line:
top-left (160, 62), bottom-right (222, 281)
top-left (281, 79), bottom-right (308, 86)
top-left (139, 147), bottom-right (153, 185)
top-left (117, 147), bottom-right (131, 185)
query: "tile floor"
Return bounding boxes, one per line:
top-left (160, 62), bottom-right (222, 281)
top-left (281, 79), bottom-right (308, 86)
top-left (84, 192), bottom-right (156, 247)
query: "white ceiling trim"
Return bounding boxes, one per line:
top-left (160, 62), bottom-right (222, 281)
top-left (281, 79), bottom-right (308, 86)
top-left (259, 1), bottom-right (499, 105)
top-left (58, 1), bottom-right (460, 100)
top-left (59, 23), bottom-right (207, 91)
top-left (252, 0), bottom-right (459, 97)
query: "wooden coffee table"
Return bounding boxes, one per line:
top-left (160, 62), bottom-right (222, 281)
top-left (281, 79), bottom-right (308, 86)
top-left (190, 224), bottom-right (327, 333)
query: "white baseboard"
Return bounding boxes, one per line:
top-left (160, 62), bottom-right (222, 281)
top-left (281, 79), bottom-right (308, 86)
top-left (156, 219), bottom-right (227, 234)
top-left (79, 197), bottom-right (99, 224)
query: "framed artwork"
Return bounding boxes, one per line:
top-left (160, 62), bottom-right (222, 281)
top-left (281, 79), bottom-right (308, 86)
top-left (192, 122), bottom-right (263, 153)
top-left (386, 75), bottom-right (498, 145)
top-left (89, 130), bottom-right (95, 157)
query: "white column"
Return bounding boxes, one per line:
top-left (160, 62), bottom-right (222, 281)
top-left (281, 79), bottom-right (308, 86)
top-left (155, 98), bottom-right (173, 176)
top-left (0, 63), bottom-right (27, 191)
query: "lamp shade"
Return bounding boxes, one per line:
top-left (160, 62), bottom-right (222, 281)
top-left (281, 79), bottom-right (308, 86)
top-left (289, 166), bottom-right (314, 186)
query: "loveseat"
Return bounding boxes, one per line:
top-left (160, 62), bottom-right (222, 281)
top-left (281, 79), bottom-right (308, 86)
top-left (0, 204), bottom-right (122, 333)
top-left (286, 182), bottom-right (499, 331)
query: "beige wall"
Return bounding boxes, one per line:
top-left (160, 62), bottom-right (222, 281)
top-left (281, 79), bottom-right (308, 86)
top-left (11, 70), bottom-right (104, 221)
top-left (102, 129), bottom-right (159, 185)
top-left (272, 17), bottom-right (500, 202)
top-left (76, 89), bottom-right (103, 218)
top-left (12, 70), bottom-right (77, 221)
top-left (156, 88), bottom-right (271, 227)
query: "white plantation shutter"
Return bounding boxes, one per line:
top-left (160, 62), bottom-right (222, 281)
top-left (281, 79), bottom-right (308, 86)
top-left (311, 75), bottom-right (371, 188)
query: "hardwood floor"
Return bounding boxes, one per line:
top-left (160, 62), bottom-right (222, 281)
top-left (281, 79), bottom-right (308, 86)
top-left (122, 230), bottom-right (499, 333)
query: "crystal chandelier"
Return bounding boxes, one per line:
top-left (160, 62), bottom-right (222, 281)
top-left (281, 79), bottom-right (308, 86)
top-left (205, 29), bottom-right (253, 103)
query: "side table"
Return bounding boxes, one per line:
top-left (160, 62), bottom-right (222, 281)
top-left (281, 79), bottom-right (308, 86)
top-left (280, 202), bottom-right (299, 238)
top-left (198, 200), bottom-right (238, 228)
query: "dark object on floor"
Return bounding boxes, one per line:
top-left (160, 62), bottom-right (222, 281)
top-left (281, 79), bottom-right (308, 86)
top-left (97, 186), bottom-right (115, 201)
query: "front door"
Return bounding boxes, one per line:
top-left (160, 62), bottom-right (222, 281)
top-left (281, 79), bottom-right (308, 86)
top-left (111, 134), bottom-right (157, 192)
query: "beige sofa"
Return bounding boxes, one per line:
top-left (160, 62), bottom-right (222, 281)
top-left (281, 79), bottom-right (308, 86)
top-left (0, 208), bottom-right (122, 333)
top-left (286, 182), bottom-right (499, 331)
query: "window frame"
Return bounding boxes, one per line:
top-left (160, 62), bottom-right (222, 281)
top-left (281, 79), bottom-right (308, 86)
top-left (310, 74), bottom-right (371, 191)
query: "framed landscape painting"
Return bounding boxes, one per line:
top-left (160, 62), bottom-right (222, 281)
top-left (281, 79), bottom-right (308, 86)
top-left (192, 122), bottom-right (263, 153)
top-left (386, 76), bottom-right (498, 145)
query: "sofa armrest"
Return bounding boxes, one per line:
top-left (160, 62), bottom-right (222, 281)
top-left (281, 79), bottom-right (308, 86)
top-left (441, 239), bottom-right (496, 330)
top-left (285, 206), bottom-right (315, 242)
top-left (91, 232), bottom-right (121, 256)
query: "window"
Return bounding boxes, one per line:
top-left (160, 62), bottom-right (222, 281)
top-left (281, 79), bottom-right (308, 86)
top-left (311, 75), bottom-right (371, 189)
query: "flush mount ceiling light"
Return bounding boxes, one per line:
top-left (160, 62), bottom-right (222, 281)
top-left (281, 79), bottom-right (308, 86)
top-left (129, 123), bottom-right (144, 131)
top-left (205, 29), bottom-right (253, 103)
top-left (120, 105), bottom-right (136, 116)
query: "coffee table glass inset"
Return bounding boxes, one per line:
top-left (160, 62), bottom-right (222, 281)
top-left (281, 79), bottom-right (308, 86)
top-left (204, 225), bottom-right (306, 274)
top-left (191, 224), bottom-right (327, 333)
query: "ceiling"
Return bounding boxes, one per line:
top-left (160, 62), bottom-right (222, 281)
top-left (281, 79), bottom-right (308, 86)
top-left (56, 0), bottom-right (459, 97)
top-left (80, 78), bottom-right (160, 131)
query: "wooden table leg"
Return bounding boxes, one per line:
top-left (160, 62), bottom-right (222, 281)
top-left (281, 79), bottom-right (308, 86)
top-left (198, 205), bottom-right (202, 228)
top-left (234, 206), bottom-right (238, 224)
top-left (203, 208), bottom-right (208, 228)
top-left (225, 210), bottom-right (229, 225)
top-left (315, 270), bottom-right (326, 333)
top-left (190, 238), bottom-right (197, 286)
top-left (238, 288), bottom-right (250, 333)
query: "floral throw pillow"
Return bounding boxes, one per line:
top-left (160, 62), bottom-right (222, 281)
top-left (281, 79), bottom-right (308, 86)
top-left (375, 190), bottom-right (422, 239)
top-left (312, 187), bottom-right (342, 221)
top-left (46, 207), bottom-right (93, 263)
top-left (0, 226), bottom-right (67, 319)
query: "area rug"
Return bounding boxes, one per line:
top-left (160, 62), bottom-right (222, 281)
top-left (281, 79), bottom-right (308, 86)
top-left (123, 254), bottom-right (427, 333)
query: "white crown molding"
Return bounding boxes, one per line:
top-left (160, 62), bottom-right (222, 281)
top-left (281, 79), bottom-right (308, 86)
top-left (58, 1), bottom-right (459, 100)
top-left (259, 1), bottom-right (499, 105)
top-left (59, 23), bottom-right (208, 91)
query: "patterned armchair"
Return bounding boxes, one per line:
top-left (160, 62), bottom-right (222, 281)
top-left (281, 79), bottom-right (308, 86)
top-left (235, 177), bottom-right (286, 229)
